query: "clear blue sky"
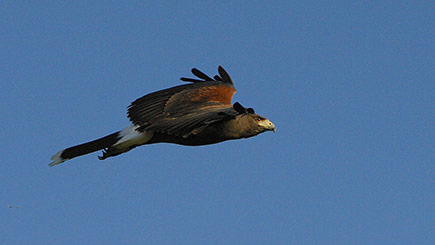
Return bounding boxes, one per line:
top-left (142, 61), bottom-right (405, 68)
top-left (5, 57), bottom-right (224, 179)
top-left (1, 1), bottom-right (433, 244)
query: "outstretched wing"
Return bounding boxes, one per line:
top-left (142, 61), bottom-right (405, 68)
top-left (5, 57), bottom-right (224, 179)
top-left (144, 105), bottom-right (238, 138)
top-left (127, 66), bottom-right (237, 137)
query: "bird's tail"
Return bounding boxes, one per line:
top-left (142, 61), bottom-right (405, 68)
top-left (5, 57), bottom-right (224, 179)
top-left (49, 132), bottom-right (121, 167)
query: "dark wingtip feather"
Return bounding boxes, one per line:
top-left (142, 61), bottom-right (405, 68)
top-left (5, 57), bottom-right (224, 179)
top-left (180, 66), bottom-right (234, 86)
top-left (214, 75), bottom-right (222, 81)
top-left (180, 68), bottom-right (213, 83)
top-left (218, 66), bottom-right (234, 85)
top-left (233, 102), bottom-right (246, 114)
top-left (233, 102), bottom-right (255, 114)
top-left (192, 68), bottom-right (213, 81)
top-left (180, 77), bottom-right (203, 83)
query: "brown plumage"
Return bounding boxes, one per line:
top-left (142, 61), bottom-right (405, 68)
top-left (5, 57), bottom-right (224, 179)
top-left (49, 66), bottom-right (276, 166)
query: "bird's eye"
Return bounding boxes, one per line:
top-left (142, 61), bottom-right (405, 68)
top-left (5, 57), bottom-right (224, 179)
top-left (256, 117), bottom-right (262, 121)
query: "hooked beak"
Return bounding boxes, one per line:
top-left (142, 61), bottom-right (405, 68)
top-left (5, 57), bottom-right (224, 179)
top-left (264, 119), bottom-right (276, 133)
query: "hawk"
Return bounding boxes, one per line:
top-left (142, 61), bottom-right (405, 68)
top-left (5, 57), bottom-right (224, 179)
top-left (50, 66), bottom-right (276, 166)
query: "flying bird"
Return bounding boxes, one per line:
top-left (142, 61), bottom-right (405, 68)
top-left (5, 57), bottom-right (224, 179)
top-left (49, 66), bottom-right (276, 166)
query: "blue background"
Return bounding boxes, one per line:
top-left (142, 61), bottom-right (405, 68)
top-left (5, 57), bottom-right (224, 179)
top-left (1, 1), bottom-right (433, 244)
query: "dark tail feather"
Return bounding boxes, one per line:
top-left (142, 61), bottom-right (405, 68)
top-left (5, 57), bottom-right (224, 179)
top-left (49, 132), bottom-right (120, 166)
top-left (61, 132), bottom-right (121, 159)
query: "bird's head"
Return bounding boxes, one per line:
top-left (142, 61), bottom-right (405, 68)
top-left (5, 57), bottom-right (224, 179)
top-left (233, 102), bottom-right (276, 136)
top-left (248, 113), bottom-right (276, 133)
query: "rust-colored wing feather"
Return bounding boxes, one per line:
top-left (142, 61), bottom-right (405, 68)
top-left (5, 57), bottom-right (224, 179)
top-left (127, 66), bottom-right (237, 136)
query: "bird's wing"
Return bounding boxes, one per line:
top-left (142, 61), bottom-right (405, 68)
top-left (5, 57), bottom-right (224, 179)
top-left (145, 105), bottom-right (238, 138)
top-left (127, 66), bottom-right (237, 136)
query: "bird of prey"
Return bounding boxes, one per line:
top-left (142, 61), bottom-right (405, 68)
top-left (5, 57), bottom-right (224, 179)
top-left (49, 66), bottom-right (276, 166)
